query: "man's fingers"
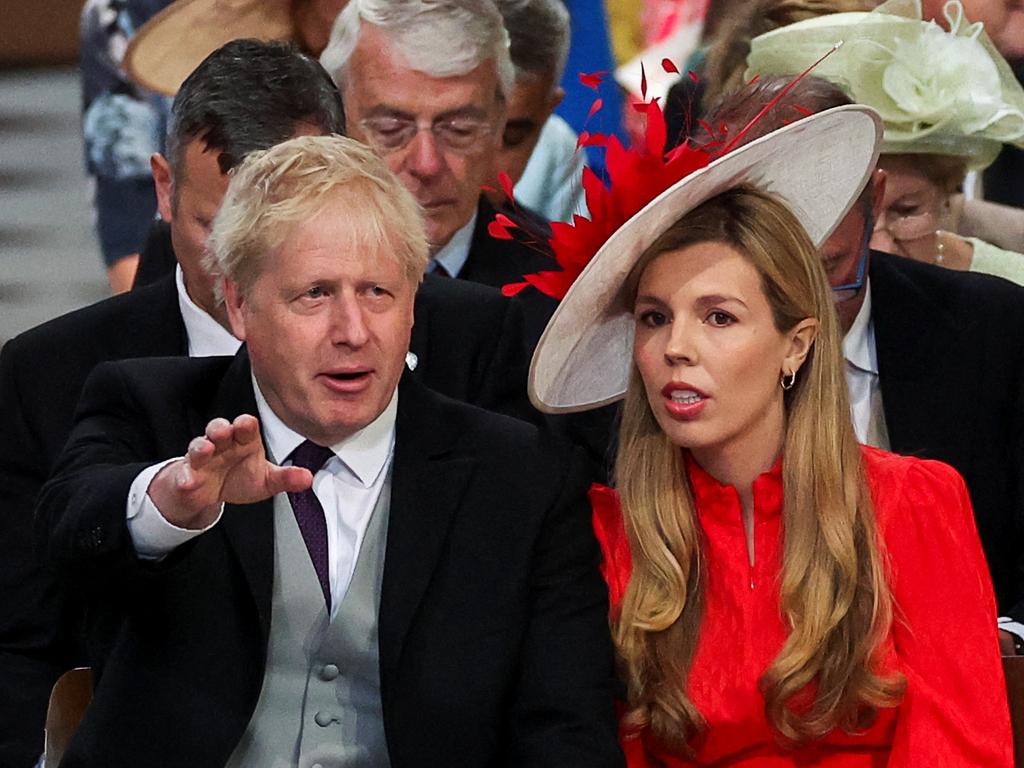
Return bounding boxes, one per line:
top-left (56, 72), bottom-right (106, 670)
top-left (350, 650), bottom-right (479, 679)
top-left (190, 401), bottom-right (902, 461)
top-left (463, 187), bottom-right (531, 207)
top-left (231, 414), bottom-right (260, 446)
top-left (265, 465), bottom-right (313, 497)
top-left (204, 417), bottom-right (234, 452)
top-left (185, 436), bottom-right (216, 470)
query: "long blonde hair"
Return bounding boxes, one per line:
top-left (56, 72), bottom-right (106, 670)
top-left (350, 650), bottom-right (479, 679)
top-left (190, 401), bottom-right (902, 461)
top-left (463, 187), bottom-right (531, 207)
top-left (614, 186), bottom-right (903, 754)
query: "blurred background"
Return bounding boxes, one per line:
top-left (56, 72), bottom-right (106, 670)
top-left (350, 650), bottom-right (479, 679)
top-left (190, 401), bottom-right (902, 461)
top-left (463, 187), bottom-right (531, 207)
top-left (1, 0), bottom-right (108, 344)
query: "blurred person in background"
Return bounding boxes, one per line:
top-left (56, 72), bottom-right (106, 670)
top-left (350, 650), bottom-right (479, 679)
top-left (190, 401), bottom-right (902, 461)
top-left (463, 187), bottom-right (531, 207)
top-left (491, 0), bottom-right (587, 222)
top-left (79, 0), bottom-right (351, 294)
top-left (746, 0), bottom-right (1024, 282)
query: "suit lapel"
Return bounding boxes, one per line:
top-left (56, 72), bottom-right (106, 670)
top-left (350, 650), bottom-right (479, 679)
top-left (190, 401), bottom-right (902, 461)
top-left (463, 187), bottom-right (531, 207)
top-left (379, 374), bottom-right (474, 687)
top-left (206, 347), bottom-right (276, 646)
top-left (151, 273), bottom-right (189, 357)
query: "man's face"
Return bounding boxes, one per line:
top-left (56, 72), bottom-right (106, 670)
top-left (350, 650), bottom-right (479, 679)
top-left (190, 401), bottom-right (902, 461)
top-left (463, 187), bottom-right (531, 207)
top-left (493, 76), bottom-right (562, 188)
top-left (343, 24), bottom-right (504, 254)
top-left (817, 170), bottom-right (884, 334)
top-left (153, 140), bottom-right (230, 317)
top-left (225, 192), bottom-right (416, 446)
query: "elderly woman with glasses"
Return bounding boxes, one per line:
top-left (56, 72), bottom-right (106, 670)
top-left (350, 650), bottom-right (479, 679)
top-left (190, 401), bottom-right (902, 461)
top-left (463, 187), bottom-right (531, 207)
top-left (745, 0), bottom-right (1024, 285)
top-left (524, 103), bottom-right (1011, 765)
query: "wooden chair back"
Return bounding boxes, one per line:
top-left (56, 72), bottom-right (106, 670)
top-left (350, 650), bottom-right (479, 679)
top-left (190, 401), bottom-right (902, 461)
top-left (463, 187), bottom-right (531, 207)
top-left (44, 667), bottom-right (93, 766)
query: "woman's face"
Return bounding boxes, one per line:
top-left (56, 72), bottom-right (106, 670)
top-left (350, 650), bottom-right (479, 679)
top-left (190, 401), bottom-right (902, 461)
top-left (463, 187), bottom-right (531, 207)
top-left (870, 156), bottom-right (955, 263)
top-left (632, 241), bottom-right (812, 462)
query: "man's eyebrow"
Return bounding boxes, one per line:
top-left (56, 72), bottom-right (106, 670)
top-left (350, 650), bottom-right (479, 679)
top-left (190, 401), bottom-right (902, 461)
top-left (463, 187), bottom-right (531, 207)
top-left (362, 105), bottom-right (490, 122)
top-left (363, 105), bottom-right (415, 121)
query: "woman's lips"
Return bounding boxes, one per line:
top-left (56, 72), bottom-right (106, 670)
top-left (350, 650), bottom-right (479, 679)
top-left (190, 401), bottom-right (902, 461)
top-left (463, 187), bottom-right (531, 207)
top-left (661, 382), bottom-right (709, 420)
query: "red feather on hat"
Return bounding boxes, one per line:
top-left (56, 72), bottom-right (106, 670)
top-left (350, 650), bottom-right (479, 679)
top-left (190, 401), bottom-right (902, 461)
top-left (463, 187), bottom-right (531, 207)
top-left (502, 100), bottom-right (714, 299)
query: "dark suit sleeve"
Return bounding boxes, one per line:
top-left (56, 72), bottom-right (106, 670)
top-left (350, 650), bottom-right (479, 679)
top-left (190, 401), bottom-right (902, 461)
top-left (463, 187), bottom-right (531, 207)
top-left (505, 447), bottom-right (624, 767)
top-left (0, 343), bottom-right (68, 768)
top-left (35, 362), bottom-right (169, 586)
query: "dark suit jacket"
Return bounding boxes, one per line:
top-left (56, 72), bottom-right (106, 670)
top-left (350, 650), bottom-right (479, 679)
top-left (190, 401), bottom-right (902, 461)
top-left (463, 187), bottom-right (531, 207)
top-left (0, 276), bottom-right (185, 766)
top-left (461, 197), bottom-right (561, 350)
top-left (871, 251), bottom-right (1024, 619)
top-left (0, 259), bottom-right (532, 765)
top-left (36, 354), bottom-right (622, 767)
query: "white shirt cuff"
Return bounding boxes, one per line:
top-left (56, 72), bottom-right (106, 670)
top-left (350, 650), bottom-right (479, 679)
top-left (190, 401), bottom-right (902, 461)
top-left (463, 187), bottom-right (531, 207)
top-left (126, 458), bottom-right (224, 560)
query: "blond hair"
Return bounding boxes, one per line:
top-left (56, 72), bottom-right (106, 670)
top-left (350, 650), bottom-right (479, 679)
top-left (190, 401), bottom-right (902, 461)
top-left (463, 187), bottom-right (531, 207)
top-left (207, 134), bottom-right (429, 300)
top-left (614, 186), bottom-right (903, 754)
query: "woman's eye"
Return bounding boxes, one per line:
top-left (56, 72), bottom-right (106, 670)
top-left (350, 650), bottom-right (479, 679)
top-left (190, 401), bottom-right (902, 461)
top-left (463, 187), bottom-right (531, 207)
top-left (707, 311), bottom-right (734, 327)
top-left (891, 204), bottom-right (920, 217)
top-left (638, 310), bottom-right (668, 327)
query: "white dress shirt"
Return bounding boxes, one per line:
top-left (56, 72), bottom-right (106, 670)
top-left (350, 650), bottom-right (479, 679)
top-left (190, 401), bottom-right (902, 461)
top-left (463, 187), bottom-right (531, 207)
top-left (842, 280), bottom-right (887, 447)
top-left (514, 114), bottom-right (588, 223)
top-left (126, 377), bottom-right (397, 615)
top-left (429, 211), bottom-right (477, 278)
top-left (175, 264), bottom-right (240, 358)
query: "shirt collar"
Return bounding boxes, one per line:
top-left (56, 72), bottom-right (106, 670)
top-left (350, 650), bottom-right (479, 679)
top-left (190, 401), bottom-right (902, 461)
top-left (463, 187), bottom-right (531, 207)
top-left (429, 210), bottom-right (478, 277)
top-left (842, 278), bottom-right (878, 376)
top-left (175, 265), bottom-right (241, 358)
top-left (252, 375), bottom-right (397, 488)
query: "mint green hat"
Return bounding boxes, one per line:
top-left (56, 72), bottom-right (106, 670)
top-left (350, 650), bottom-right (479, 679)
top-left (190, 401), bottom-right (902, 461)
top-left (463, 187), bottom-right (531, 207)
top-left (745, 0), bottom-right (1024, 169)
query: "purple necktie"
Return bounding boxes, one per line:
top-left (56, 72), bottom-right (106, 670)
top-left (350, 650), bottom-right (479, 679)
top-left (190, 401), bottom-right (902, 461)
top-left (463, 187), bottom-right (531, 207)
top-left (286, 440), bottom-right (335, 610)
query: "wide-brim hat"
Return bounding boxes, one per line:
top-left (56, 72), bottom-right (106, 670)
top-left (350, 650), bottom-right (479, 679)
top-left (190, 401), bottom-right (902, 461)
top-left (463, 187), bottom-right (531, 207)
top-left (125, 0), bottom-right (294, 96)
top-left (528, 105), bottom-right (882, 413)
top-left (745, 0), bottom-right (1024, 169)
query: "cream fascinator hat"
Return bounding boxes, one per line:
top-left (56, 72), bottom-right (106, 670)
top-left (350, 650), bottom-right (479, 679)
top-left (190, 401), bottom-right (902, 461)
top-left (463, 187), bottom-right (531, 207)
top-left (746, 0), bottom-right (1024, 169)
top-left (125, 0), bottom-right (294, 96)
top-left (515, 103), bottom-right (882, 413)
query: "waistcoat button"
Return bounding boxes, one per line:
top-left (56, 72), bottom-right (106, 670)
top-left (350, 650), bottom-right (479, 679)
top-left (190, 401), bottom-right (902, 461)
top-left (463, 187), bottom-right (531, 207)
top-left (314, 710), bottom-right (336, 727)
top-left (320, 663), bottom-right (340, 681)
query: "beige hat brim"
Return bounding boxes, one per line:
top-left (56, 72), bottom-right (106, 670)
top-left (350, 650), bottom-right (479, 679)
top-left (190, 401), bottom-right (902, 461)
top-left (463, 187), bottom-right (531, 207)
top-left (124, 0), bottom-right (293, 96)
top-left (528, 105), bottom-right (883, 413)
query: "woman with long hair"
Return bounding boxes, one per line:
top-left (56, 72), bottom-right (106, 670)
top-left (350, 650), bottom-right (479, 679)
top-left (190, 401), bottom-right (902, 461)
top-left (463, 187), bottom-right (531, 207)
top-left (526, 105), bottom-right (1012, 764)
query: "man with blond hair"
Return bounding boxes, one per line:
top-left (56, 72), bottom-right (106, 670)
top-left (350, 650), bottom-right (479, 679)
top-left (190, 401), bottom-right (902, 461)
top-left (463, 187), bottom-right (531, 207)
top-left (36, 135), bottom-right (622, 768)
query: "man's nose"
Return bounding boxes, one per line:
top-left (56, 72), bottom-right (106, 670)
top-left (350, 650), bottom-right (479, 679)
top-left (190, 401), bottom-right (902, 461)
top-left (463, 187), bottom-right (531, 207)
top-left (870, 224), bottom-right (896, 255)
top-left (403, 127), bottom-right (445, 180)
top-left (329, 295), bottom-right (370, 348)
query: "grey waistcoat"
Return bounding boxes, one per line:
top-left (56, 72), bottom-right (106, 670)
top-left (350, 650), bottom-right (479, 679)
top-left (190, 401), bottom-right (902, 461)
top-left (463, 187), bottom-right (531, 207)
top-left (226, 477), bottom-right (392, 768)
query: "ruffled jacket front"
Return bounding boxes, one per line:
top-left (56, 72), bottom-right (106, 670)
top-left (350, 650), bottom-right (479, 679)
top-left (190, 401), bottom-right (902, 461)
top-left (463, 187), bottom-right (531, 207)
top-left (591, 446), bottom-right (1012, 766)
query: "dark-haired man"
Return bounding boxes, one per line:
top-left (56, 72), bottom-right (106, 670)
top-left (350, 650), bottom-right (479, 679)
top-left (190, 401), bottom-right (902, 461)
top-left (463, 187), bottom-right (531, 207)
top-left (696, 76), bottom-right (1024, 653)
top-left (0, 38), bottom-right (530, 766)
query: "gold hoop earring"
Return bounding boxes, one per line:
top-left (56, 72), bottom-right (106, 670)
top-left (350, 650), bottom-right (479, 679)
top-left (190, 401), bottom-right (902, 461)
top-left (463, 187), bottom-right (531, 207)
top-left (781, 370), bottom-right (796, 391)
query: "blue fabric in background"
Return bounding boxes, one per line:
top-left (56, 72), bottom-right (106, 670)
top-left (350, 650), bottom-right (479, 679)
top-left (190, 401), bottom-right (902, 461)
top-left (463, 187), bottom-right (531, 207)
top-left (557, 1), bottom-right (625, 179)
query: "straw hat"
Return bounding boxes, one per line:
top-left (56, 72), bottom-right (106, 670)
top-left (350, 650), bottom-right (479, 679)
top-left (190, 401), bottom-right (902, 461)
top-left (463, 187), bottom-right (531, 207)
top-left (745, 0), bottom-right (1024, 168)
top-left (124, 0), bottom-right (294, 96)
top-left (528, 105), bottom-right (883, 413)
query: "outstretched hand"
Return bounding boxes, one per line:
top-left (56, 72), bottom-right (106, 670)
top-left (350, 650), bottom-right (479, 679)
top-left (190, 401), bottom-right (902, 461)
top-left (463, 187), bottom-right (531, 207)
top-left (148, 414), bottom-right (312, 529)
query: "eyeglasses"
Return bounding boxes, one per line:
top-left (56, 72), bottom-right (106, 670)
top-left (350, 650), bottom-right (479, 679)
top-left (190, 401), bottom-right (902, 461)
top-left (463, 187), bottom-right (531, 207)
top-left (830, 212), bottom-right (871, 304)
top-left (874, 200), bottom-right (943, 242)
top-left (358, 115), bottom-right (495, 155)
